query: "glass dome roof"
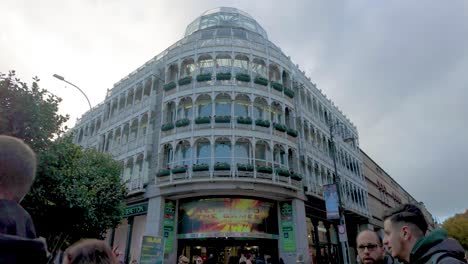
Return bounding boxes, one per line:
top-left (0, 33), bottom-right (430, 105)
top-left (185, 7), bottom-right (268, 39)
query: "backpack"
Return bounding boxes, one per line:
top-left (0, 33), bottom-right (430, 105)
top-left (428, 252), bottom-right (467, 264)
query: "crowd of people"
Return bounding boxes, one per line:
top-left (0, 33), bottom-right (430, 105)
top-left (1, 135), bottom-right (466, 263)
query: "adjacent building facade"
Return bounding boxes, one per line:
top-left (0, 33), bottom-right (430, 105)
top-left (73, 7), bottom-right (370, 264)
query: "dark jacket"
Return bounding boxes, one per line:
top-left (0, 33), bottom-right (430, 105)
top-left (410, 229), bottom-right (466, 264)
top-left (0, 233), bottom-right (48, 263)
top-left (0, 199), bottom-right (36, 238)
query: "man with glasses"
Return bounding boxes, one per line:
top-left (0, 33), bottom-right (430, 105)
top-left (357, 230), bottom-right (397, 264)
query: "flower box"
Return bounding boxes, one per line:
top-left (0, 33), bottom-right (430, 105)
top-left (195, 116), bottom-right (211, 124)
top-left (161, 123), bottom-right (175, 131)
top-left (236, 73), bottom-right (251, 82)
top-left (274, 123), bottom-right (287, 132)
top-left (172, 166), bottom-right (187, 174)
top-left (276, 168), bottom-right (291, 177)
top-left (291, 173), bottom-right (303, 181)
top-left (255, 119), bottom-right (270, 128)
top-left (237, 116), bottom-right (252, 124)
top-left (286, 128), bottom-right (298, 137)
top-left (237, 164), bottom-right (254, 171)
top-left (192, 164), bottom-right (209, 172)
top-left (216, 72), bottom-right (232, 80)
top-left (284, 88), bottom-right (295, 98)
top-left (175, 118), bottom-right (190, 127)
top-left (157, 169), bottom-right (170, 177)
top-left (197, 73), bottom-right (212, 82)
top-left (256, 166), bottom-right (273, 174)
top-left (178, 76), bottom-right (192, 86)
top-left (215, 115), bottom-right (231, 123)
top-left (163, 81), bottom-right (176, 91)
top-left (214, 162), bottom-right (230, 171)
top-left (254, 76), bottom-right (268, 86)
top-left (271, 82), bottom-right (283, 91)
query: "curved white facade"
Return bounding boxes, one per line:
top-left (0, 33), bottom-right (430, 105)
top-left (74, 7), bottom-right (369, 264)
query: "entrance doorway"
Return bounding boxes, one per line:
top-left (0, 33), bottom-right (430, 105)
top-left (178, 238), bottom-right (278, 264)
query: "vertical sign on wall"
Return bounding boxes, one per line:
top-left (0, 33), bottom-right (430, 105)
top-left (324, 184), bottom-right (340, 220)
top-left (140, 236), bottom-right (164, 264)
top-left (163, 200), bottom-right (176, 253)
top-left (279, 201), bottom-right (296, 252)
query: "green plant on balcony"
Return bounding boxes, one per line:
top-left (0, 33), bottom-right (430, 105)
top-left (286, 128), bottom-right (298, 137)
top-left (196, 73), bottom-right (212, 82)
top-left (276, 168), bottom-right (291, 177)
top-left (291, 173), bottom-right (303, 181)
top-left (236, 73), bottom-right (251, 82)
top-left (255, 119), bottom-right (270, 128)
top-left (256, 165), bottom-right (273, 174)
top-left (156, 169), bottom-right (170, 177)
top-left (254, 76), bottom-right (268, 86)
top-left (215, 115), bottom-right (231, 123)
top-left (271, 81), bottom-right (283, 91)
top-left (237, 116), bottom-right (252, 124)
top-left (175, 118), bottom-right (190, 127)
top-left (237, 163), bottom-right (254, 171)
top-left (195, 116), bottom-right (211, 124)
top-left (216, 72), bottom-right (232, 80)
top-left (163, 81), bottom-right (176, 91)
top-left (192, 164), bottom-right (209, 172)
top-left (284, 88), bottom-right (295, 98)
top-left (172, 165), bottom-right (187, 174)
top-left (161, 123), bottom-right (175, 131)
top-left (178, 76), bottom-right (192, 86)
top-left (273, 123), bottom-right (287, 132)
top-left (214, 162), bottom-right (230, 171)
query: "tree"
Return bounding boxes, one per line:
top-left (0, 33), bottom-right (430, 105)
top-left (0, 70), bottom-right (68, 152)
top-left (443, 209), bottom-right (468, 250)
top-left (22, 136), bottom-right (127, 257)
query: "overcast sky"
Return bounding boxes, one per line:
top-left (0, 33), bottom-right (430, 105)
top-left (1, 0), bottom-right (467, 221)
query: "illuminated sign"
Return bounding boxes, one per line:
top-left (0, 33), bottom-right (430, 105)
top-left (178, 198), bottom-right (278, 238)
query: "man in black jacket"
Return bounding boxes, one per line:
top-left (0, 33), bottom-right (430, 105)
top-left (0, 135), bottom-right (47, 263)
top-left (383, 204), bottom-right (465, 264)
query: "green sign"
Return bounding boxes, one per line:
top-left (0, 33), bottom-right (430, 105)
top-left (124, 203), bottom-right (148, 217)
top-left (280, 201), bottom-right (296, 252)
top-left (163, 200), bottom-right (176, 253)
top-left (139, 236), bottom-right (164, 264)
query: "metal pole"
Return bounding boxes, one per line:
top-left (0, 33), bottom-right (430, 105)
top-left (329, 122), bottom-right (350, 264)
top-left (53, 74), bottom-right (92, 110)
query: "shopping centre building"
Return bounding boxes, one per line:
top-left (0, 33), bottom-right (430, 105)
top-left (73, 7), bottom-right (370, 264)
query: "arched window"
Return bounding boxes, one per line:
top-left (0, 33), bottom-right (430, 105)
top-left (253, 97), bottom-right (268, 120)
top-left (166, 64), bottom-right (178, 82)
top-left (216, 54), bottom-right (232, 73)
top-left (196, 95), bottom-right (212, 117)
top-left (139, 114), bottom-right (149, 138)
top-left (114, 127), bottom-right (121, 145)
top-left (124, 159), bottom-right (134, 182)
top-left (271, 102), bottom-right (283, 123)
top-left (126, 90), bottom-right (134, 108)
top-left (165, 101), bottom-right (176, 123)
top-left (234, 94), bottom-right (250, 117)
top-left (273, 145), bottom-right (286, 168)
top-left (122, 123), bottom-right (130, 144)
top-left (255, 141), bottom-right (271, 167)
top-left (215, 138), bottom-right (231, 164)
top-left (175, 141), bottom-right (192, 166)
top-left (196, 138), bottom-right (211, 165)
top-left (215, 93), bottom-right (231, 116)
top-left (177, 98), bottom-right (193, 119)
top-left (269, 64), bottom-right (280, 82)
top-left (233, 54), bottom-right (249, 74)
top-left (180, 58), bottom-right (195, 77)
top-left (130, 119), bottom-right (138, 141)
top-left (198, 54), bottom-right (214, 74)
top-left (235, 139), bottom-right (251, 165)
top-left (134, 84), bottom-right (143, 104)
top-left (252, 58), bottom-right (266, 77)
top-left (162, 144), bottom-right (173, 168)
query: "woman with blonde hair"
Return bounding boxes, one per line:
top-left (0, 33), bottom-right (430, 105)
top-left (63, 239), bottom-right (117, 264)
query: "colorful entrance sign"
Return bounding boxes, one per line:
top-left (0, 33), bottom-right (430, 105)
top-left (324, 184), bottom-right (340, 220)
top-left (139, 236), bottom-right (164, 264)
top-left (178, 197), bottom-right (278, 239)
top-left (279, 201), bottom-right (296, 252)
top-left (163, 200), bottom-right (176, 253)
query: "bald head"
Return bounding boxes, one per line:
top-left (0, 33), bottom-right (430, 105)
top-left (0, 135), bottom-right (37, 202)
top-left (357, 230), bottom-right (385, 264)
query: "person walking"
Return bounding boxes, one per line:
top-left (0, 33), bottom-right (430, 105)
top-left (356, 230), bottom-right (399, 264)
top-left (383, 203), bottom-right (466, 263)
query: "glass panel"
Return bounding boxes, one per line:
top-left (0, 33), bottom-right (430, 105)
top-left (253, 106), bottom-right (263, 119)
top-left (198, 102), bottom-right (212, 117)
top-left (216, 103), bottom-right (230, 116)
top-left (216, 28), bottom-right (231, 37)
top-left (255, 144), bottom-right (266, 160)
top-left (234, 102), bottom-right (248, 117)
top-left (215, 142), bottom-right (231, 164)
top-left (233, 28), bottom-right (247, 39)
top-left (196, 142), bottom-right (211, 164)
top-left (235, 142), bottom-right (249, 164)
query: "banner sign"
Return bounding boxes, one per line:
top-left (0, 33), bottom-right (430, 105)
top-left (279, 201), bottom-right (296, 252)
top-left (124, 203), bottom-right (148, 217)
top-left (139, 236), bottom-right (164, 264)
top-left (163, 200), bottom-right (176, 253)
top-left (178, 198), bottom-right (278, 237)
top-left (324, 184), bottom-right (340, 220)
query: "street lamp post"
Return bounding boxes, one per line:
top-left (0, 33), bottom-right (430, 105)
top-left (329, 120), bottom-right (352, 264)
top-left (53, 74), bottom-right (92, 110)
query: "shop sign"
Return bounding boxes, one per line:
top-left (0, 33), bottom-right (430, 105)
top-left (323, 184), bottom-right (340, 220)
top-left (124, 203), bottom-right (148, 217)
top-left (139, 236), bottom-right (164, 264)
top-left (280, 201), bottom-right (296, 252)
top-left (163, 200), bottom-right (176, 253)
